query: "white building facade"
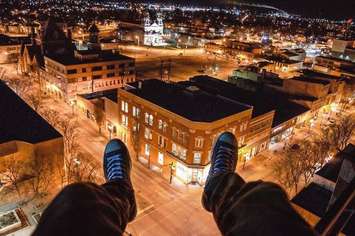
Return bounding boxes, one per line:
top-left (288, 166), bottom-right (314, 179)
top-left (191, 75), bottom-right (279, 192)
top-left (143, 14), bottom-right (165, 46)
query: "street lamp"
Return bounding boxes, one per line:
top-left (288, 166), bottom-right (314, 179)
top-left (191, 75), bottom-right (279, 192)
top-left (70, 99), bottom-right (76, 114)
top-left (169, 162), bottom-right (176, 184)
top-left (107, 123), bottom-right (113, 140)
top-left (135, 35), bottom-right (140, 46)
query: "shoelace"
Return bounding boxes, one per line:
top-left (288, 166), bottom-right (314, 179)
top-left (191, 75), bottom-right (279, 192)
top-left (107, 154), bottom-right (126, 180)
top-left (213, 145), bottom-right (235, 174)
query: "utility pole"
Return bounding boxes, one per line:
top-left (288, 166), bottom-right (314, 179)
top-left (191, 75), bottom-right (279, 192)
top-left (167, 59), bottom-right (172, 82)
top-left (160, 60), bottom-right (164, 80)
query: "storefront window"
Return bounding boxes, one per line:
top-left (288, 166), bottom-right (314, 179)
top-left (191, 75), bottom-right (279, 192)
top-left (158, 152), bottom-right (164, 165)
top-left (145, 144), bottom-right (150, 156)
top-left (193, 152), bottom-right (201, 164)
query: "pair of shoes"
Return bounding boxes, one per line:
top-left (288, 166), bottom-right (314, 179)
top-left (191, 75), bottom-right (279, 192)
top-left (102, 132), bottom-right (238, 184)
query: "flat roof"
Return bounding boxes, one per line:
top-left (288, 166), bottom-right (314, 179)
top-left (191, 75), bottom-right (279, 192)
top-left (46, 50), bottom-right (133, 66)
top-left (302, 70), bottom-right (345, 81)
top-left (0, 81), bottom-right (62, 143)
top-left (292, 183), bottom-right (333, 217)
top-left (79, 88), bottom-right (118, 103)
top-left (317, 55), bottom-right (354, 64)
top-left (229, 40), bottom-right (263, 48)
top-left (316, 144), bottom-right (355, 182)
top-left (0, 34), bottom-right (31, 46)
top-left (189, 76), bottom-right (309, 127)
top-left (292, 76), bottom-right (331, 85)
top-left (124, 79), bottom-right (251, 122)
top-left (263, 55), bottom-right (300, 64)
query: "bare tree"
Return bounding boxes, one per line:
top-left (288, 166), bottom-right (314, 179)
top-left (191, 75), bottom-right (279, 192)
top-left (93, 104), bottom-right (105, 134)
top-left (54, 154), bottom-right (66, 189)
top-left (273, 146), bottom-right (303, 194)
top-left (274, 137), bottom-right (332, 194)
top-left (323, 114), bottom-right (355, 153)
top-left (26, 92), bottom-right (44, 112)
top-left (68, 152), bottom-right (99, 183)
top-left (295, 140), bottom-right (316, 186)
top-left (57, 115), bottom-right (80, 159)
top-left (1, 156), bottom-right (23, 198)
top-left (40, 108), bottom-right (60, 128)
top-left (6, 76), bottom-right (32, 96)
top-left (28, 155), bottom-right (51, 198)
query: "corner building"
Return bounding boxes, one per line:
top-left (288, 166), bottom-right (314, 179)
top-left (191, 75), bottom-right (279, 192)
top-left (114, 79), bottom-right (252, 185)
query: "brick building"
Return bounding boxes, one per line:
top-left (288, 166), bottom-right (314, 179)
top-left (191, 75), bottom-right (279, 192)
top-left (106, 79), bottom-right (252, 184)
top-left (105, 76), bottom-right (312, 184)
top-left (42, 50), bottom-right (135, 101)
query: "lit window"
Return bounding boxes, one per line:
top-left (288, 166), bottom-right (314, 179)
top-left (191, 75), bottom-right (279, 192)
top-left (181, 149), bottom-right (187, 160)
top-left (193, 152), bottom-right (202, 164)
top-left (144, 128), bottom-right (152, 140)
top-left (158, 152), bottom-right (164, 165)
top-left (144, 112), bottom-right (153, 126)
top-left (145, 113), bottom-right (149, 124)
top-left (149, 114), bottom-right (153, 126)
top-left (172, 127), bottom-right (178, 138)
top-left (158, 135), bottom-right (166, 148)
top-left (172, 143), bottom-right (187, 160)
top-left (121, 114), bottom-right (128, 127)
top-left (121, 100), bottom-right (128, 113)
top-left (145, 144), bottom-right (150, 156)
top-left (158, 119), bottom-right (163, 129)
top-left (163, 122), bottom-right (167, 132)
top-left (195, 137), bottom-right (204, 148)
top-left (133, 106), bottom-right (140, 118)
top-left (133, 123), bottom-right (140, 132)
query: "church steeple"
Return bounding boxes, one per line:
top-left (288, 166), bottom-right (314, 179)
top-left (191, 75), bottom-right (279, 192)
top-left (88, 23), bottom-right (99, 44)
top-left (87, 23), bottom-right (101, 50)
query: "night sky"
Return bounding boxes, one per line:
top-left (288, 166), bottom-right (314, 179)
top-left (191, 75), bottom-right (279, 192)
top-left (148, 0), bottom-right (355, 19)
top-left (243, 0), bottom-right (355, 19)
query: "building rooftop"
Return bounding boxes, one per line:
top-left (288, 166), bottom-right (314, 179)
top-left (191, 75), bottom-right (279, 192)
top-left (317, 55), bottom-right (354, 64)
top-left (0, 34), bottom-right (31, 46)
top-left (46, 49), bottom-right (133, 65)
top-left (25, 44), bottom-right (45, 67)
top-left (302, 70), bottom-right (345, 81)
top-left (0, 81), bottom-right (62, 144)
top-left (124, 79), bottom-right (251, 122)
top-left (292, 76), bottom-right (331, 85)
top-left (79, 88), bottom-right (118, 103)
top-left (189, 75), bottom-right (309, 127)
top-left (316, 144), bottom-right (355, 183)
top-left (292, 183), bottom-right (333, 217)
top-left (263, 55), bottom-right (300, 64)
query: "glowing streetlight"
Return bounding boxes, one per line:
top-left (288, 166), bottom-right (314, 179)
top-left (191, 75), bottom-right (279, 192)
top-left (107, 123), bottom-right (113, 140)
top-left (135, 35), bottom-right (140, 46)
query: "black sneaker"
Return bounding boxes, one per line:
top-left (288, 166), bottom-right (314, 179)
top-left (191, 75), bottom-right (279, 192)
top-left (103, 139), bottom-right (132, 182)
top-left (207, 132), bottom-right (237, 180)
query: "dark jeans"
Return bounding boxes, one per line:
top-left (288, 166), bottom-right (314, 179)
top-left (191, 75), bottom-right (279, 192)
top-left (32, 180), bottom-right (136, 236)
top-left (202, 173), bottom-right (316, 236)
top-left (33, 174), bottom-right (314, 236)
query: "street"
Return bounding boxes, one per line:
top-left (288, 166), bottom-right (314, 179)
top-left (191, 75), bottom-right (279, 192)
top-left (119, 46), bottom-right (239, 82)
